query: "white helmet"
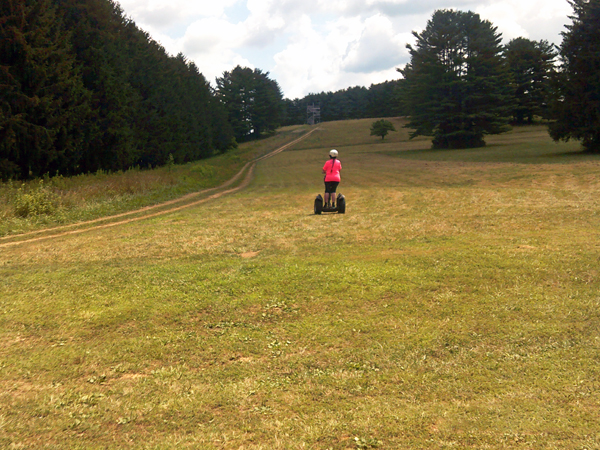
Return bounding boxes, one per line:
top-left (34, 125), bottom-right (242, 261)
top-left (329, 149), bottom-right (338, 157)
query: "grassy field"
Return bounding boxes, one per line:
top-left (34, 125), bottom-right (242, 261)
top-left (0, 126), bottom-right (311, 237)
top-left (1, 119), bottom-right (599, 449)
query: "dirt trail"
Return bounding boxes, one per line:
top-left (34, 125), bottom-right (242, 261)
top-left (0, 128), bottom-right (318, 248)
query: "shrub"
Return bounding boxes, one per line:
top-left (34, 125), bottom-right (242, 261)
top-left (12, 181), bottom-right (59, 218)
top-left (370, 119), bottom-right (397, 140)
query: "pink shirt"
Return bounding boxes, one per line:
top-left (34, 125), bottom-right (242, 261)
top-left (323, 158), bottom-right (341, 182)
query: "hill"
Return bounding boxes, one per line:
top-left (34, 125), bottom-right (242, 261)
top-left (1, 120), bottom-right (599, 449)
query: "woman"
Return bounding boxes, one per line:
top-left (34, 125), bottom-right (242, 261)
top-left (322, 149), bottom-right (342, 208)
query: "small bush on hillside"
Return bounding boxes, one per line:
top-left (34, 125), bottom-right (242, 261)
top-left (370, 119), bottom-right (396, 140)
top-left (12, 181), bottom-right (59, 218)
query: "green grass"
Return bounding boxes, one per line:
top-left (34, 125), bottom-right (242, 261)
top-left (1, 120), bottom-right (599, 449)
top-left (0, 125), bottom-right (311, 237)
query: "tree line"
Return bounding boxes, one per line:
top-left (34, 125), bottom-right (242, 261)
top-left (0, 0), bottom-right (284, 181)
top-left (282, 80), bottom-right (402, 126)
top-left (1, 0), bottom-right (598, 181)
top-left (280, 34), bottom-right (562, 133)
top-left (281, 29), bottom-right (559, 132)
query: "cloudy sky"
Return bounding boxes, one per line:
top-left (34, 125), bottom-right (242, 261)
top-left (115, 0), bottom-right (572, 99)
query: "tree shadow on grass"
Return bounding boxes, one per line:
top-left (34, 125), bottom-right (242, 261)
top-left (380, 143), bottom-right (600, 165)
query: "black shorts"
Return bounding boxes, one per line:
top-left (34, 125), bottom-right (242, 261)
top-left (324, 181), bottom-right (339, 193)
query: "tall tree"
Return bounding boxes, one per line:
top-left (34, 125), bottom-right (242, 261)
top-left (548, 0), bottom-right (600, 152)
top-left (216, 66), bottom-right (283, 142)
top-left (251, 69), bottom-right (284, 137)
top-left (216, 66), bottom-right (254, 142)
top-left (399, 9), bottom-right (512, 149)
top-left (0, 0), bottom-right (90, 179)
top-left (504, 37), bottom-right (557, 124)
top-left (56, 0), bottom-right (234, 170)
top-left (57, 0), bottom-right (146, 172)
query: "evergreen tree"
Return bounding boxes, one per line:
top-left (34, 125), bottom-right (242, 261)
top-left (548, 0), bottom-right (600, 152)
top-left (216, 66), bottom-right (283, 142)
top-left (56, 0), bottom-right (234, 170)
top-left (366, 81), bottom-right (402, 118)
top-left (56, 0), bottom-right (145, 172)
top-left (0, 0), bottom-right (90, 179)
top-left (400, 10), bottom-right (512, 149)
top-left (216, 66), bottom-right (254, 142)
top-left (281, 98), bottom-right (305, 126)
top-left (504, 37), bottom-right (557, 124)
top-left (251, 69), bottom-right (284, 137)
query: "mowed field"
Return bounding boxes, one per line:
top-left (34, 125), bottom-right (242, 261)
top-left (1, 119), bottom-right (599, 449)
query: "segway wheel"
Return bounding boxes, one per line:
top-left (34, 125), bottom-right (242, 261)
top-left (337, 194), bottom-right (346, 214)
top-left (314, 194), bottom-right (323, 215)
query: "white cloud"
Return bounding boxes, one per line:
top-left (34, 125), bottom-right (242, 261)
top-left (475, 0), bottom-right (571, 43)
top-left (177, 18), bottom-right (253, 82)
top-left (181, 19), bottom-right (242, 55)
top-left (115, 0), bottom-right (573, 98)
top-left (270, 14), bottom-right (410, 98)
top-left (118, 0), bottom-right (239, 29)
top-left (342, 14), bottom-right (409, 73)
top-left (241, 9), bottom-right (287, 48)
top-left (272, 15), bottom-right (346, 98)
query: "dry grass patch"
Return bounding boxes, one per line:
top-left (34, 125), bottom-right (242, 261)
top-left (0, 126), bottom-right (310, 237)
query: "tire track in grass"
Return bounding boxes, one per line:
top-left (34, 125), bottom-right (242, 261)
top-left (0, 128), bottom-right (318, 248)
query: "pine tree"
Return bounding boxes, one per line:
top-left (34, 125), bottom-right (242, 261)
top-left (251, 69), bottom-right (284, 137)
top-left (504, 38), bottom-right (557, 124)
top-left (0, 0), bottom-right (90, 179)
top-left (548, 0), bottom-right (600, 152)
top-left (216, 66), bottom-right (283, 142)
top-left (56, 0), bottom-right (144, 172)
top-left (216, 66), bottom-right (254, 142)
top-left (55, 0), bottom-right (235, 170)
top-left (399, 10), bottom-right (512, 149)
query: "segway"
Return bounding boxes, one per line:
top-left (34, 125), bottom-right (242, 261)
top-left (314, 193), bottom-right (345, 214)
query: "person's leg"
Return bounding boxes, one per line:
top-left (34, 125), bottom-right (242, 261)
top-left (330, 182), bottom-right (339, 207)
top-left (324, 192), bottom-right (330, 206)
